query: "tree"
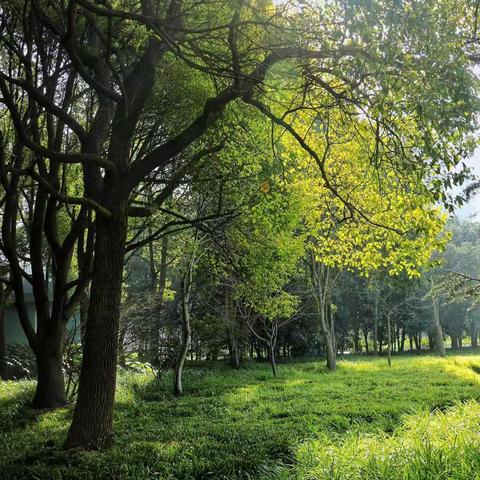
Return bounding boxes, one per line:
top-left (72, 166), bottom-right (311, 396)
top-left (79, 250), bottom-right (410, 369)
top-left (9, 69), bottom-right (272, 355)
top-left (0, 0), bottom-right (476, 448)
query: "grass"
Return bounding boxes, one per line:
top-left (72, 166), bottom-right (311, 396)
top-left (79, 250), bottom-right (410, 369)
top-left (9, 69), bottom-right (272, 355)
top-left (2, 353), bottom-right (480, 479)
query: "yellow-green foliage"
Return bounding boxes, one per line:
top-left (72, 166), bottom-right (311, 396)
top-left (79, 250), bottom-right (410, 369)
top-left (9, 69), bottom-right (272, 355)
top-left (280, 112), bottom-right (448, 278)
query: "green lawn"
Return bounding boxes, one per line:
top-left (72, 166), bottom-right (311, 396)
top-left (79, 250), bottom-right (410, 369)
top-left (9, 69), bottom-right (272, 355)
top-left (2, 353), bottom-right (480, 479)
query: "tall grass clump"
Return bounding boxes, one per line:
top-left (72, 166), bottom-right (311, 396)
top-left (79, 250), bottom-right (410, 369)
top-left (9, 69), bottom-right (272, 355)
top-left (277, 401), bottom-right (480, 480)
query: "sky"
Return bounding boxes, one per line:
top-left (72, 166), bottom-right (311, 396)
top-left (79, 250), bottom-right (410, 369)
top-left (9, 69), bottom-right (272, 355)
top-left (456, 148), bottom-right (480, 221)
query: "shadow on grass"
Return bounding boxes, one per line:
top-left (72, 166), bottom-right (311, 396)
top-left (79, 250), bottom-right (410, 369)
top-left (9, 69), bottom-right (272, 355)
top-left (3, 355), bottom-right (480, 480)
top-left (0, 381), bottom-right (44, 431)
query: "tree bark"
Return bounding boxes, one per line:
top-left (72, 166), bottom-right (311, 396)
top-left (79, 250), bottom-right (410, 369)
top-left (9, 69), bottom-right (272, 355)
top-left (150, 235), bottom-right (168, 367)
top-left (353, 327), bottom-right (361, 353)
top-left (269, 342), bottom-right (277, 378)
top-left (308, 253), bottom-right (337, 370)
top-left (400, 330), bottom-right (406, 352)
top-left (325, 332), bottom-right (336, 370)
top-left (0, 284), bottom-right (8, 380)
top-left (431, 295), bottom-right (446, 357)
top-left (174, 259), bottom-right (193, 396)
top-left (225, 284), bottom-right (240, 369)
top-left (33, 345), bottom-right (67, 408)
top-left (79, 289), bottom-right (89, 345)
top-left (64, 213), bottom-right (127, 449)
top-left (363, 327), bottom-right (369, 354)
top-left (373, 290), bottom-right (379, 356)
top-left (470, 319), bottom-right (479, 348)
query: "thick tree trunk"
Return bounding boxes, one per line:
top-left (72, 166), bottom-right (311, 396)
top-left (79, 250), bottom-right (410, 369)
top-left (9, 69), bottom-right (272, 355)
top-left (451, 335), bottom-right (459, 349)
top-left (33, 346), bottom-right (67, 408)
top-left (64, 214), bottom-right (127, 449)
top-left (432, 295), bottom-right (446, 357)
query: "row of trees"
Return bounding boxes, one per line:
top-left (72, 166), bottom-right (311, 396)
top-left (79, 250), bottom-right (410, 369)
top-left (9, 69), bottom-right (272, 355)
top-left (121, 218), bottom-right (480, 375)
top-left (0, 0), bottom-right (478, 450)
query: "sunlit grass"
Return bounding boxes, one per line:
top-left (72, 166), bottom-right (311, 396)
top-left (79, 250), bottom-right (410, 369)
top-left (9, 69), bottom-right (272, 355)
top-left (260, 402), bottom-right (480, 480)
top-left (1, 353), bottom-right (480, 479)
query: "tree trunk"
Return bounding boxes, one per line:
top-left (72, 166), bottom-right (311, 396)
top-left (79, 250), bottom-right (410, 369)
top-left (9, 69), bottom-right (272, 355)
top-left (353, 327), bottom-right (361, 353)
top-left (400, 330), bottom-right (406, 352)
top-left (325, 333), bottom-right (336, 370)
top-left (225, 284), bottom-right (240, 369)
top-left (431, 295), bottom-right (446, 357)
top-left (373, 290), bottom-right (379, 356)
top-left (147, 233), bottom-right (169, 367)
top-left (229, 338), bottom-right (240, 369)
top-left (173, 311), bottom-right (191, 396)
top-left (33, 345), bottom-right (67, 408)
top-left (387, 313), bottom-right (392, 368)
top-left (363, 327), bottom-right (369, 354)
top-left (79, 289), bottom-right (89, 344)
top-left (0, 284), bottom-right (8, 380)
top-left (64, 213), bottom-right (127, 449)
top-left (451, 335), bottom-right (459, 349)
top-left (470, 320), bottom-right (478, 348)
top-left (269, 343), bottom-right (277, 378)
top-left (174, 250), bottom-right (194, 397)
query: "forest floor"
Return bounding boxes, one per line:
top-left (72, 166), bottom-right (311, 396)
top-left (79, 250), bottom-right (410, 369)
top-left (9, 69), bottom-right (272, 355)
top-left (2, 353), bottom-right (480, 479)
